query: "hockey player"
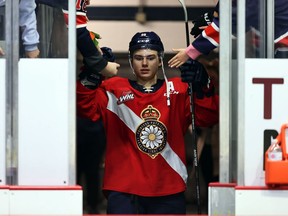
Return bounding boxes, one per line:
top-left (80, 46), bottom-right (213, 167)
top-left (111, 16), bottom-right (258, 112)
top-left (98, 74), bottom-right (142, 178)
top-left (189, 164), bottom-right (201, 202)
top-left (168, 0), bottom-right (288, 68)
top-left (77, 31), bottom-right (219, 214)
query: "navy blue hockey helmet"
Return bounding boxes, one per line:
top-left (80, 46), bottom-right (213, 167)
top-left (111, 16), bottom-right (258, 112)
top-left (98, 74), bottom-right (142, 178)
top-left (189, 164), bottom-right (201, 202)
top-left (129, 31), bottom-right (164, 57)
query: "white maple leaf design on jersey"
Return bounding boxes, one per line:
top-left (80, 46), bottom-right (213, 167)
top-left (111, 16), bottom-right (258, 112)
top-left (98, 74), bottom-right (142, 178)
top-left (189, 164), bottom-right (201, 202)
top-left (140, 125), bottom-right (164, 149)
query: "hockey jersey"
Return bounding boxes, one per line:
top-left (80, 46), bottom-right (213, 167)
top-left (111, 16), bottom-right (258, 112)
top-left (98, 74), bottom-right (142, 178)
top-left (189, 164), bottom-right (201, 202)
top-left (77, 77), bottom-right (219, 196)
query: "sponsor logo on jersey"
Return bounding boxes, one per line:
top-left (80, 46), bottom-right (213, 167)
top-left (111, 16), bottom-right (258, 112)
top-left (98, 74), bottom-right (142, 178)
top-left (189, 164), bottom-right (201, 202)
top-left (135, 105), bottom-right (167, 159)
top-left (117, 91), bottom-right (135, 104)
top-left (164, 81), bottom-right (179, 97)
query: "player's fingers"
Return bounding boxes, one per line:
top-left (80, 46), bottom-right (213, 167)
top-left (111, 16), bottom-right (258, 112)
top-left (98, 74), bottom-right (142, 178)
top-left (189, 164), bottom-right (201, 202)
top-left (171, 48), bottom-right (183, 53)
top-left (168, 59), bottom-right (181, 68)
top-left (168, 54), bottom-right (180, 64)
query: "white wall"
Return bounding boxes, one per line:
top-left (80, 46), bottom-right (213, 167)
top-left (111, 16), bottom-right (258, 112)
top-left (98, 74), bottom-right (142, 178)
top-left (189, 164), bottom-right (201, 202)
top-left (87, 21), bottom-right (194, 53)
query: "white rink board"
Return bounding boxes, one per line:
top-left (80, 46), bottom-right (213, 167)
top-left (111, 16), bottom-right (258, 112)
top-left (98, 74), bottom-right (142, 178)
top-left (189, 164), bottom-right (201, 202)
top-left (235, 188), bottom-right (288, 215)
top-left (0, 59), bottom-right (5, 185)
top-left (9, 188), bottom-right (82, 215)
top-left (0, 187), bottom-right (9, 215)
top-left (18, 59), bottom-right (70, 185)
top-left (244, 59), bottom-right (288, 186)
top-left (209, 184), bottom-right (235, 216)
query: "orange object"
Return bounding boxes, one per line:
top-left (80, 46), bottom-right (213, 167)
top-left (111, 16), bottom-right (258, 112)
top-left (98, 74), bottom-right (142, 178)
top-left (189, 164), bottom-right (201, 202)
top-left (89, 31), bottom-right (101, 47)
top-left (265, 123), bottom-right (288, 187)
top-left (279, 123), bottom-right (288, 159)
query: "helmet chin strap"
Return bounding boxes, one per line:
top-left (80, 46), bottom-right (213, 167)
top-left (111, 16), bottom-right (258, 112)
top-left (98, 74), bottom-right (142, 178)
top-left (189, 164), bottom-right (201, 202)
top-left (160, 56), bottom-right (170, 106)
top-left (128, 57), bottom-right (135, 76)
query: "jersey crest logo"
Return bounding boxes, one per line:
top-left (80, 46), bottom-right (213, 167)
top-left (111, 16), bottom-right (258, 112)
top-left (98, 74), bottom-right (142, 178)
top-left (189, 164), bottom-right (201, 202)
top-left (117, 91), bottom-right (135, 104)
top-left (135, 105), bottom-right (167, 159)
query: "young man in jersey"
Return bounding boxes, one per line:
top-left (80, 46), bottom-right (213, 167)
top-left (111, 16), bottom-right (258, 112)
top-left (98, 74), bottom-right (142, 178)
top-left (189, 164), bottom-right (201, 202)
top-left (77, 31), bottom-right (219, 214)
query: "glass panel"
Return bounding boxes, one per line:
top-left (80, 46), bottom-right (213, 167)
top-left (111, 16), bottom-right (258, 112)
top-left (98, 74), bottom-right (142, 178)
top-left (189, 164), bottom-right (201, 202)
top-left (232, 0), bottom-right (274, 58)
top-left (16, 0), bottom-right (76, 186)
top-left (219, 0), bottom-right (235, 183)
top-left (0, 1), bottom-right (69, 59)
top-left (274, 1), bottom-right (288, 58)
top-left (0, 2), bottom-right (4, 57)
top-left (244, 0), bottom-right (263, 58)
top-left (2, 0), bottom-right (75, 185)
top-left (31, 1), bottom-right (69, 58)
top-left (244, 0), bottom-right (288, 59)
top-left (0, 2), bottom-right (5, 185)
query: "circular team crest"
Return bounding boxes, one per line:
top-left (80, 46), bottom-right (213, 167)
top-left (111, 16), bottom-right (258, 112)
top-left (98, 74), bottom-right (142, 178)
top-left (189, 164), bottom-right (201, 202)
top-left (135, 105), bottom-right (167, 159)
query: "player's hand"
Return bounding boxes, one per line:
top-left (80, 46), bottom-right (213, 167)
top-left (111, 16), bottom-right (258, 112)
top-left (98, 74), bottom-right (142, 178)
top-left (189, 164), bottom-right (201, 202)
top-left (25, 49), bottom-right (40, 58)
top-left (179, 59), bottom-right (213, 99)
top-left (179, 59), bottom-right (208, 84)
top-left (168, 48), bottom-right (189, 68)
top-left (190, 12), bottom-right (213, 38)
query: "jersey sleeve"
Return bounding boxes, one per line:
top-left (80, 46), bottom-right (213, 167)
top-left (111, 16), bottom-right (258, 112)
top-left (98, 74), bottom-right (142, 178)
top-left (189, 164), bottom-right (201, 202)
top-left (194, 94), bottom-right (219, 127)
top-left (185, 0), bottom-right (219, 59)
top-left (182, 80), bottom-right (219, 129)
top-left (76, 80), bottom-right (108, 121)
top-left (62, 0), bottom-right (108, 73)
top-left (188, 16), bottom-right (220, 57)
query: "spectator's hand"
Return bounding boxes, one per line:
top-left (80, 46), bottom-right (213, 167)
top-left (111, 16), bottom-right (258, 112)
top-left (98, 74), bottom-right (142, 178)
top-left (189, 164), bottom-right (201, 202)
top-left (0, 47), bottom-right (5, 56)
top-left (179, 59), bottom-right (213, 99)
top-left (25, 49), bottom-right (40, 58)
top-left (190, 12), bottom-right (213, 38)
top-left (168, 48), bottom-right (189, 68)
top-left (100, 62), bottom-right (120, 78)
